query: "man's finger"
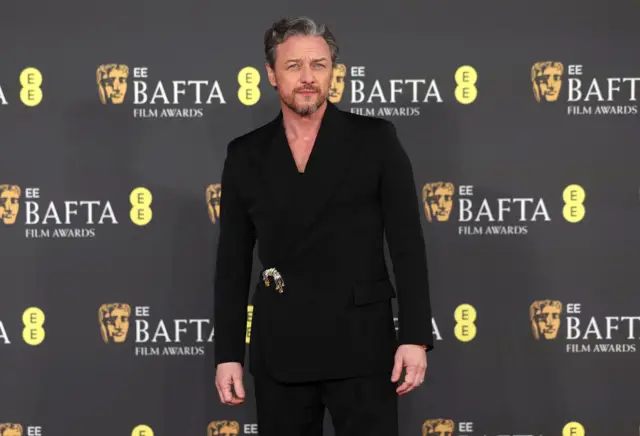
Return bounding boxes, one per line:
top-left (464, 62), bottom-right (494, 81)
top-left (215, 381), bottom-right (225, 404)
top-left (397, 365), bottom-right (418, 394)
top-left (233, 375), bottom-right (246, 399)
top-left (228, 376), bottom-right (245, 405)
top-left (391, 354), bottom-right (403, 382)
top-left (222, 381), bottom-right (234, 403)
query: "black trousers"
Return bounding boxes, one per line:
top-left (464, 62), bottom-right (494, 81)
top-left (253, 371), bottom-right (399, 436)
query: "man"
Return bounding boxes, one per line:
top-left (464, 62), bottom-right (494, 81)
top-left (214, 16), bottom-right (434, 436)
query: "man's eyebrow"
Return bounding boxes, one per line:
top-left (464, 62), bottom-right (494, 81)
top-left (285, 57), bottom-right (328, 63)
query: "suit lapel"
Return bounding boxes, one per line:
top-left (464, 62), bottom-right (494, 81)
top-left (258, 101), bottom-right (358, 268)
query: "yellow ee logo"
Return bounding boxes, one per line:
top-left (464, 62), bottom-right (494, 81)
top-left (130, 187), bottom-right (152, 226)
top-left (238, 67), bottom-right (261, 106)
top-left (562, 421), bottom-right (585, 436)
top-left (454, 65), bottom-right (477, 104)
top-left (562, 184), bottom-right (585, 223)
top-left (132, 425), bottom-right (154, 436)
top-left (454, 304), bottom-right (477, 342)
top-left (20, 67), bottom-right (43, 107)
top-left (22, 307), bottom-right (45, 345)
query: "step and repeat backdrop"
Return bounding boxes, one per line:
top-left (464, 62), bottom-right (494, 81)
top-left (1, 0), bottom-right (639, 435)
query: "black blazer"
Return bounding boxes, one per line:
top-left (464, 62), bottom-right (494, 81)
top-left (213, 101), bottom-right (434, 383)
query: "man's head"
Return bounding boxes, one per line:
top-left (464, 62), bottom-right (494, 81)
top-left (264, 17), bottom-right (339, 117)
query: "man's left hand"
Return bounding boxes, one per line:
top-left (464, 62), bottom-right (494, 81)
top-left (391, 344), bottom-right (427, 395)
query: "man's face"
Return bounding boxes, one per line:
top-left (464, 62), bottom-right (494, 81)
top-left (101, 68), bottom-right (128, 104)
top-left (535, 66), bottom-right (562, 102)
top-left (267, 35), bottom-right (333, 116)
top-left (535, 305), bottom-right (561, 339)
top-left (0, 189), bottom-right (20, 225)
top-left (105, 308), bottom-right (130, 342)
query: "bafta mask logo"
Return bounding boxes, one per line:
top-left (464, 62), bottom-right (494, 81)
top-left (207, 421), bottom-right (240, 436)
top-left (422, 419), bottom-right (454, 436)
top-left (531, 61), bottom-right (564, 103)
top-left (0, 184), bottom-right (21, 225)
top-left (206, 184), bottom-right (222, 224)
top-left (329, 64), bottom-right (347, 103)
top-left (97, 64), bottom-right (129, 104)
top-left (422, 182), bottom-right (455, 223)
top-left (530, 299), bottom-right (563, 340)
top-left (0, 424), bottom-right (23, 436)
top-left (98, 303), bottom-right (131, 343)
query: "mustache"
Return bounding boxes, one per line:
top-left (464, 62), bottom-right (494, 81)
top-left (295, 85), bottom-right (320, 92)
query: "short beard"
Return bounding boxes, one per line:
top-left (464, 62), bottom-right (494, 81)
top-left (282, 91), bottom-right (326, 117)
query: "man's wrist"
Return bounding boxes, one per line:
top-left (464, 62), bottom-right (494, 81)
top-left (402, 344), bottom-right (428, 350)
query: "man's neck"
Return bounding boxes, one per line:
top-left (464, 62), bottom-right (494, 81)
top-left (281, 100), bottom-right (327, 140)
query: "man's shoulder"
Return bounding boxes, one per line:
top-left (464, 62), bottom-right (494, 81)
top-left (339, 109), bottom-right (395, 135)
top-left (227, 118), bottom-right (277, 154)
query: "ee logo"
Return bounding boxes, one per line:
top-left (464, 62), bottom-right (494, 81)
top-left (130, 187), bottom-right (152, 226)
top-left (132, 425), bottom-right (154, 436)
top-left (454, 65), bottom-right (477, 104)
top-left (562, 421), bottom-right (585, 436)
top-left (20, 67), bottom-right (43, 107)
top-left (22, 307), bottom-right (45, 345)
top-left (238, 67), bottom-right (261, 106)
top-left (563, 184), bottom-right (585, 223)
top-left (454, 304), bottom-right (477, 342)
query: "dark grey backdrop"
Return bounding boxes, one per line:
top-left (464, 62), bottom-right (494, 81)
top-left (1, 0), bottom-right (639, 435)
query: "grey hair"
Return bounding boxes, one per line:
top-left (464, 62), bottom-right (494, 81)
top-left (264, 17), bottom-right (340, 68)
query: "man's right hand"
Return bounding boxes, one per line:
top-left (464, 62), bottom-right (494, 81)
top-left (215, 362), bottom-right (245, 405)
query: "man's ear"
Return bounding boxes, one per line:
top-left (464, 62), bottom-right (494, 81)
top-left (266, 62), bottom-right (277, 89)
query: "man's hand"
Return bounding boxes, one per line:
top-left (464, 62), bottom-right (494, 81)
top-left (391, 344), bottom-right (427, 395)
top-left (215, 362), bottom-right (246, 405)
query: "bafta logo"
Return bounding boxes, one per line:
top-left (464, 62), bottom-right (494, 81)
top-left (328, 63), bottom-right (346, 103)
top-left (97, 64), bottom-right (129, 104)
top-left (0, 184), bottom-right (21, 225)
top-left (208, 421), bottom-right (240, 436)
top-left (422, 419), bottom-right (454, 436)
top-left (530, 299), bottom-right (563, 340)
top-left (206, 184), bottom-right (222, 224)
top-left (0, 424), bottom-right (23, 436)
top-left (422, 182), bottom-right (454, 223)
top-left (531, 61), bottom-right (564, 103)
top-left (98, 303), bottom-right (131, 344)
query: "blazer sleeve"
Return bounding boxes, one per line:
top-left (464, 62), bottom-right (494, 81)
top-left (379, 120), bottom-right (435, 352)
top-left (213, 140), bottom-right (256, 367)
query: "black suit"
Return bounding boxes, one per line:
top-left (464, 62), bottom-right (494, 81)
top-left (213, 101), bottom-right (434, 385)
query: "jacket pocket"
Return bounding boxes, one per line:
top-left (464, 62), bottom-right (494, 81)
top-left (352, 277), bottom-right (396, 306)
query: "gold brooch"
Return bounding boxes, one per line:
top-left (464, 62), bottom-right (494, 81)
top-left (262, 267), bottom-right (285, 293)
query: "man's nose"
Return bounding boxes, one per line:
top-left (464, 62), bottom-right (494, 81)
top-left (300, 65), bottom-right (314, 83)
